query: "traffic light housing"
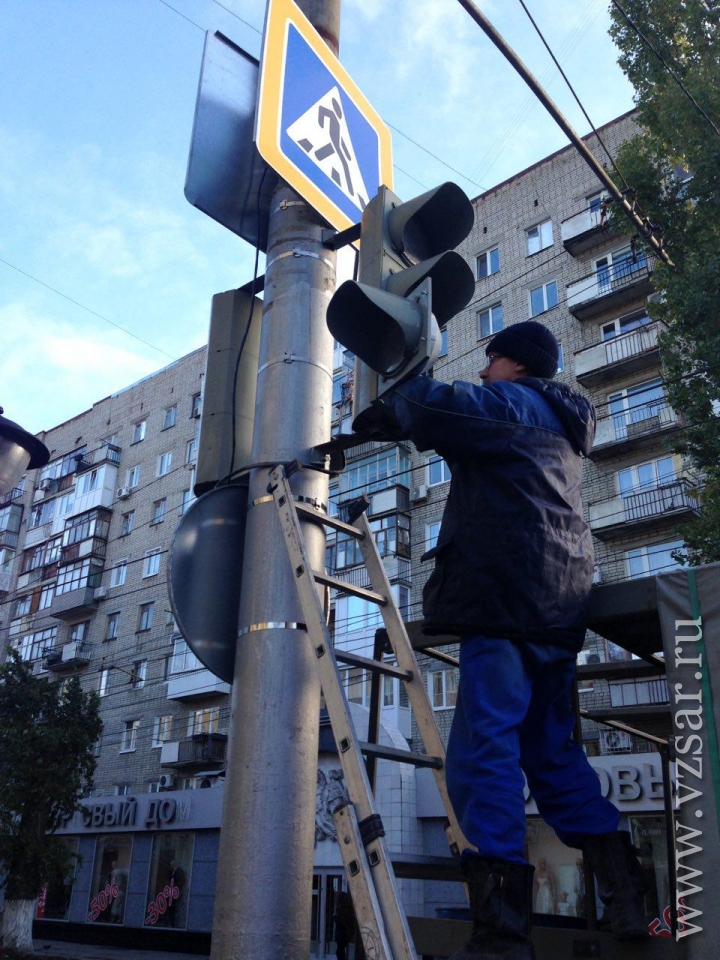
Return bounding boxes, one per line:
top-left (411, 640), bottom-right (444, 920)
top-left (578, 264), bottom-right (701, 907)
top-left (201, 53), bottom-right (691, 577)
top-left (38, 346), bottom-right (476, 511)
top-left (327, 182), bottom-right (475, 417)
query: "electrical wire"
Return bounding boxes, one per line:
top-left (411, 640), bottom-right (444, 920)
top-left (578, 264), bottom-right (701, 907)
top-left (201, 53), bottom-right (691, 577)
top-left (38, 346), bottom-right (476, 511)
top-left (611, 0), bottom-right (720, 142)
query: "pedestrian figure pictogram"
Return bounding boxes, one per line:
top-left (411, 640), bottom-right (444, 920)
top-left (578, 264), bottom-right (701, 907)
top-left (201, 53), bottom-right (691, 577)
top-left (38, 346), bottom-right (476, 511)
top-left (287, 86), bottom-right (369, 214)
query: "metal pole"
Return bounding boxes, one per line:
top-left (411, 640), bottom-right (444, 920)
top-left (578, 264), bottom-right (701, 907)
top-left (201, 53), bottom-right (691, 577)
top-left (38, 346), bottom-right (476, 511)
top-left (210, 3), bottom-right (340, 956)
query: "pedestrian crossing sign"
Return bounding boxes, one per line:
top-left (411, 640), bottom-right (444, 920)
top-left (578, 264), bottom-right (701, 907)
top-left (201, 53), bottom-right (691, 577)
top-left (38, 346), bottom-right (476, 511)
top-left (256, 0), bottom-right (393, 233)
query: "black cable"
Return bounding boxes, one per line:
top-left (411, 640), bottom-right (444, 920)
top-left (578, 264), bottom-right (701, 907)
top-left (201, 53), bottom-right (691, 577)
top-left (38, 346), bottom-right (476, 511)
top-left (611, 0), bottom-right (720, 142)
top-left (516, 0), bottom-right (631, 190)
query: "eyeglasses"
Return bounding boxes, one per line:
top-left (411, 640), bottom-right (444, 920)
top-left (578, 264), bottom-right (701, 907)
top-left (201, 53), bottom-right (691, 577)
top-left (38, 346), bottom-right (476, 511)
top-left (485, 353), bottom-right (504, 366)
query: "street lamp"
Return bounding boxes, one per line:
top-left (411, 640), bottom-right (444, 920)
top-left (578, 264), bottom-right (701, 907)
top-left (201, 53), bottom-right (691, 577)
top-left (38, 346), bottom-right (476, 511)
top-left (0, 408), bottom-right (49, 497)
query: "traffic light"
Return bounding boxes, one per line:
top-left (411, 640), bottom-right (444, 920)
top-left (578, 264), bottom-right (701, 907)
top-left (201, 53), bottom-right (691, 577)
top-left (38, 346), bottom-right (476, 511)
top-left (327, 182), bottom-right (475, 414)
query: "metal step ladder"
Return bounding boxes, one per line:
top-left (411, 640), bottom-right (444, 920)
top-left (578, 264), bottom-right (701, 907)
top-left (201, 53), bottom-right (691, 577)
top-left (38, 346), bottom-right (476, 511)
top-left (269, 463), bottom-right (468, 960)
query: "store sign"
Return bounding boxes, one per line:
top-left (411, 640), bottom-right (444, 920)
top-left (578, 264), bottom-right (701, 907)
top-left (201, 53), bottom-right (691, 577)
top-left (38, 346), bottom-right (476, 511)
top-left (57, 787), bottom-right (225, 834)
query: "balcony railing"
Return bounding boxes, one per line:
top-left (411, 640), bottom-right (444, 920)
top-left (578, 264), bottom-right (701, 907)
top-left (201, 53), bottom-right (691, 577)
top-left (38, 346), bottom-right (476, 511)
top-left (161, 733), bottom-right (228, 768)
top-left (589, 480), bottom-right (699, 539)
top-left (609, 677), bottom-right (669, 707)
top-left (591, 405), bottom-right (680, 459)
top-left (567, 255), bottom-right (655, 320)
top-left (0, 485), bottom-right (24, 509)
top-left (43, 640), bottom-right (93, 671)
top-left (575, 324), bottom-right (660, 387)
top-left (561, 206), bottom-right (614, 255)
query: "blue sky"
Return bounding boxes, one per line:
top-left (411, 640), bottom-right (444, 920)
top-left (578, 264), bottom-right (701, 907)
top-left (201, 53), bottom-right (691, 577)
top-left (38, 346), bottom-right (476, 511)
top-left (0, 0), bottom-right (635, 435)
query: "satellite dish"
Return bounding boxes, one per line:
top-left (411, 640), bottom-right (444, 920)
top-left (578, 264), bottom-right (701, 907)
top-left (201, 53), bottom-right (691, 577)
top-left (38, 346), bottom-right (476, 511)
top-left (168, 483), bottom-right (249, 683)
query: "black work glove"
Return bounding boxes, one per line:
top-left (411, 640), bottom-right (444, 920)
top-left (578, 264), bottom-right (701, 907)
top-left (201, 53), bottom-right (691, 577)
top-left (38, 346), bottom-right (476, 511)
top-left (352, 397), bottom-right (407, 442)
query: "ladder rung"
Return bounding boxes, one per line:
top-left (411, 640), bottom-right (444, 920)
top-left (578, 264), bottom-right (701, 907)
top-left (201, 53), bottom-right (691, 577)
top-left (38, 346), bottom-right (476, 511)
top-left (421, 646), bottom-right (460, 668)
top-left (314, 571), bottom-right (387, 605)
top-left (335, 650), bottom-right (413, 682)
top-left (359, 742), bottom-right (443, 769)
top-left (295, 501), bottom-right (365, 539)
top-left (391, 854), bottom-right (463, 882)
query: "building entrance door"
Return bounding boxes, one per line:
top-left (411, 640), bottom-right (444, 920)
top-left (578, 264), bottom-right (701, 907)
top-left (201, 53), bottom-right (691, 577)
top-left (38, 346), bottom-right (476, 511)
top-left (311, 871), bottom-right (344, 957)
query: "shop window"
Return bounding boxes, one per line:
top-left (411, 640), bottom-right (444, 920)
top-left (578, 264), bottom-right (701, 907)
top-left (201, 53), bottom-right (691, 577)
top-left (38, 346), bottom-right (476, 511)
top-left (36, 837), bottom-right (79, 921)
top-left (86, 835), bottom-right (132, 925)
top-left (145, 832), bottom-right (194, 929)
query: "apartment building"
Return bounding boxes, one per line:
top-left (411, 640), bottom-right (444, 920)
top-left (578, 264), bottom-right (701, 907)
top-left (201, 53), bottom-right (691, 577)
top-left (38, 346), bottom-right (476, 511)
top-left (0, 109), bottom-right (690, 945)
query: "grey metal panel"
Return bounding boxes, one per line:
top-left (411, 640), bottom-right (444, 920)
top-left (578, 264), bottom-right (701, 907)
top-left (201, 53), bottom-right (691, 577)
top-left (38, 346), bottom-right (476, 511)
top-left (168, 484), bottom-right (248, 683)
top-left (184, 31), bottom-right (278, 250)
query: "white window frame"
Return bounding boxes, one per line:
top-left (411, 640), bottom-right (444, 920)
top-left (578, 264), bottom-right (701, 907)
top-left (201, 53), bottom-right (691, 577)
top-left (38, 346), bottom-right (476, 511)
top-left (625, 539), bottom-right (685, 579)
top-left (152, 499), bottom-right (167, 525)
top-left (429, 667), bottom-right (460, 710)
top-left (142, 550), bottom-right (161, 579)
top-left (617, 456), bottom-right (676, 497)
top-left (109, 560), bottom-right (127, 588)
top-left (526, 219), bottom-right (553, 255)
top-left (157, 452), bottom-right (172, 477)
top-left (138, 602), bottom-right (155, 632)
top-left (425, 520), bottom-right (441, 552)
top-left (528, 280), bottom-right (558, 318)
top-left (132, 660), bottom-right (147, 689)
top-left (126, 466), bottom-right (140, 489)
top-left (106, 612), bottom-right (120, 640)
top-left (186, 438), bottom-right (198, 464)
top-left (163, 405), bottom-right (177, 430)
top-left (152, 715), bottom-right (173, 748)
top-left (132, 421), bottom-right (146, 444)
top-left (190, 707), bottom-right (219, 736)
top-left (99, 668), bottom-right (111, 697)
top-left (427, 455), bottom-right (451, 487)
top-left (477, 302), bottom-right (503, 340)
top-left (120, 719), bottom-right (140, 753)
top-left (476, 246), bottom-right (500, 280)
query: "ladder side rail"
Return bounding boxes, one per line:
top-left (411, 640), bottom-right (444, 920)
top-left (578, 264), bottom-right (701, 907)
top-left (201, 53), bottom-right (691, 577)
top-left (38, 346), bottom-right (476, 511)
top-left (365, 629), bottom-right (387, 792)
top-left (353, 512), bottom-right (470, 857)
top-left (270, 468), bottom-right (417, 960)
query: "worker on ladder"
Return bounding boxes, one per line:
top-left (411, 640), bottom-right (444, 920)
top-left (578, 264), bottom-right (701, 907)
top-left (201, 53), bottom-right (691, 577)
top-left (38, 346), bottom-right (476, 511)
top-left (360, 321), bottom-right (649, 959)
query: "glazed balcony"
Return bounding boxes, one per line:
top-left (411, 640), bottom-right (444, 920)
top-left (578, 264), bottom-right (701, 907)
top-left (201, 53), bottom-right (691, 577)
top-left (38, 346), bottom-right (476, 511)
top-left (166, 668), bottom-right (231, 701)
top-left (567, 256), bottom-right (655, 320)
top-left (589, 480), bottom-right (699, 540)
top-left (575, 324), bottom-right (661, 388)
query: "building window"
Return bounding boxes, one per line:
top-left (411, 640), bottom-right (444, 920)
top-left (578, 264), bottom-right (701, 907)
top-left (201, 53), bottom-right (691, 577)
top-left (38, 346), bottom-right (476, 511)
top-left (338, 448), bottom-right (409, 499)
top-left (120, 511), bottom-right (135, 536)
top-left (152, 716), bottom-right (173, 748)
top-left (98, 668), bottom-right (111, 697)
top-left (138, 602), bottom-right (155, 632)
top-left (29, 499), bottom-right (56, 529)
top-left (588, 191), bottom-right (609, 214)
top-left (428, 455), bottom-right (451, 486)
top-left (189, 707), bottom-right (219, 736)
top-left (439, 327), bottom-right (448, 358)
top-left (186, 438), bottom-right (198, 464)
top-left (529, 280), bottom-right (558, 317)
top-left (476, 247), bottom-right (500, 280)
top-left (170, 637), bottom-right (201, 675)
top-left (39, 588), bottom-right (54, 615)
top-left (56, 559), bottom-right (102, 595)
top-left (425, 520), bottom-right (441, 551)
top-left (142, 550), bottom-right (162, 579)
top-left (109, 561), bottom-right (127, 588)
top-left (14, 594), bottom-right (32, 618)
top-left (181, 489), bottom-right (195, 515)
top-left (106, 612), bottom-right (120, 640)
top-left (163, 405), bottom-right (177, 430)
top-left (429, 667), bottom-right (460, 709)
top-left (595, 245), bottom-right (647, 293)
top-left (526, 219), bottom-right (553, 255)
top-left (477, 303), bottom-right (503, 339)
top-left (132, 421), bottom-right (146, 444)
top-left (626, 540), bottom-right (686, 579)
top-left (65, 509), bottom-right (110, 546)
top-left (618, 456), bottom-right (676, 497)
top-left (132, 660), bottom-right (147, 689)
top-left (157, 452), bottom-right (172, 477)
top-left (191, 393), bottom-right (202, 418)
top-left (69, 621), bottom-right (88, 642)
top-left (608, 379), bottom-right (667, 440)
top-left (120, 720), bottom-right (140, 753)
top-left (77, 469), bottom-right (100, 497)
top-left (126, 466), bottom-right (140, 489)
top-left (151, 499), bottom-right (167, 525)
top-left (602, 310), bottom-right (650, 340)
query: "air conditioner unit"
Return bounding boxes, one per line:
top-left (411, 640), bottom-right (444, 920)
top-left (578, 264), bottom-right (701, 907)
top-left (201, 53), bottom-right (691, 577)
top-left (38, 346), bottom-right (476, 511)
top-left (411, 484), bottom-right (428, 502)
top-left (94, 587), bottom-right (109, 600)
top-left (40, 478), bottom-right (53, 492)
top-left (159, 774), bottom-right (176, 790)
top-left (116, 486), bottom-right (131, 500)
top-left (600, 728), bottom-right (632, 754)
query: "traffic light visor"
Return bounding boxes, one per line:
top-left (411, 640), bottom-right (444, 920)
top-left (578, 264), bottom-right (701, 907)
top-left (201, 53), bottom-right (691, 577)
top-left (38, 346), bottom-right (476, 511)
top-left (388, 182), bottom-right (474, 263)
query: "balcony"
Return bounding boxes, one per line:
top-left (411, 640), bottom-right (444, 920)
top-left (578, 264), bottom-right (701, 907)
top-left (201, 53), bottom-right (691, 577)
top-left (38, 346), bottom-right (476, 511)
top-left (60, 537), bottom-right (107, 565)
top-left (166, 668), bottom-right (231, 701)
top-left (49, 586), bottom-right (98, 621)
top-left (0, 529), bottom-right (19, 550)
top-left (0, 485), bottom-right (24, 509)
top-left (589, 480), bottom-right (699, 540)
top-left (43, 640), bottom-right (93, 671)
top-left (575, 324), bottom-right (660, 387)
top-left (590, 405), bottom-right (681, 461)
top-left (0, 567), bottom-right (12, 595)
top-left (160, 733), bottom-right (228, 769)
top-left (567, 256), bottom-right (655, 320)
top-left (561, 207), bottom-right (615, 255)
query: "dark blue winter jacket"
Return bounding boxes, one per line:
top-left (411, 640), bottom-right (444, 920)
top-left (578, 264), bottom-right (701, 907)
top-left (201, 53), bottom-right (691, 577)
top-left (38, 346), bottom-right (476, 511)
top-left (382, 375), bottom-right (596, 651)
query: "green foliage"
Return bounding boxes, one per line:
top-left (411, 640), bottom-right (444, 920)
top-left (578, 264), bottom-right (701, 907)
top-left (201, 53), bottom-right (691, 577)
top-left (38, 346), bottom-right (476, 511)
top-left (0, 650), bottom-right (102, 900)
top-left (609, 0), bottom-right (720, 562)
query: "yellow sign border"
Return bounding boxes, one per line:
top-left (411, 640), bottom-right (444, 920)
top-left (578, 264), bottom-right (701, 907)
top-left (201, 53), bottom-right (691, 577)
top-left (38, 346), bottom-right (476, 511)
top-left (256, 0), bottom-right (393, 232)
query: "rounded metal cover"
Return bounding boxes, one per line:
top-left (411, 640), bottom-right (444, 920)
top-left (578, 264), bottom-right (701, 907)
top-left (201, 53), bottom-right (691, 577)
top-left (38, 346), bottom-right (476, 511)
top-left (168, 483), bottom-right (248, 684)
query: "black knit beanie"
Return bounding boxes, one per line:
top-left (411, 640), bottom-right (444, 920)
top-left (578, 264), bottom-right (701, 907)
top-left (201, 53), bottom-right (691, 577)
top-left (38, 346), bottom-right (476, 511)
top-left (486, 321), bottom-right (559, 379)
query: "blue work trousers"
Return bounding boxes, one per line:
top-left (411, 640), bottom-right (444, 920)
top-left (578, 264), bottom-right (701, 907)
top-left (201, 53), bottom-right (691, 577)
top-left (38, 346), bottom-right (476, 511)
top-left (446, 636), bottom-right (620, 864)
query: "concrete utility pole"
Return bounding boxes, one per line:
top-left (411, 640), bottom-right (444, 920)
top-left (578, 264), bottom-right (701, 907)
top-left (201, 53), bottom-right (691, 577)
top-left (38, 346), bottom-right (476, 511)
top-left (210, 3), bottom-right (340, 957)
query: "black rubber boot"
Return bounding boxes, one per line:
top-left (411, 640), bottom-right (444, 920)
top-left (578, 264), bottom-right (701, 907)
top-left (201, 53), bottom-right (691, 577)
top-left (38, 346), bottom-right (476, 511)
top-left (582, 831), bottom-right (650, 939)
top-left (448, 858), bottom-right (535, 960)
